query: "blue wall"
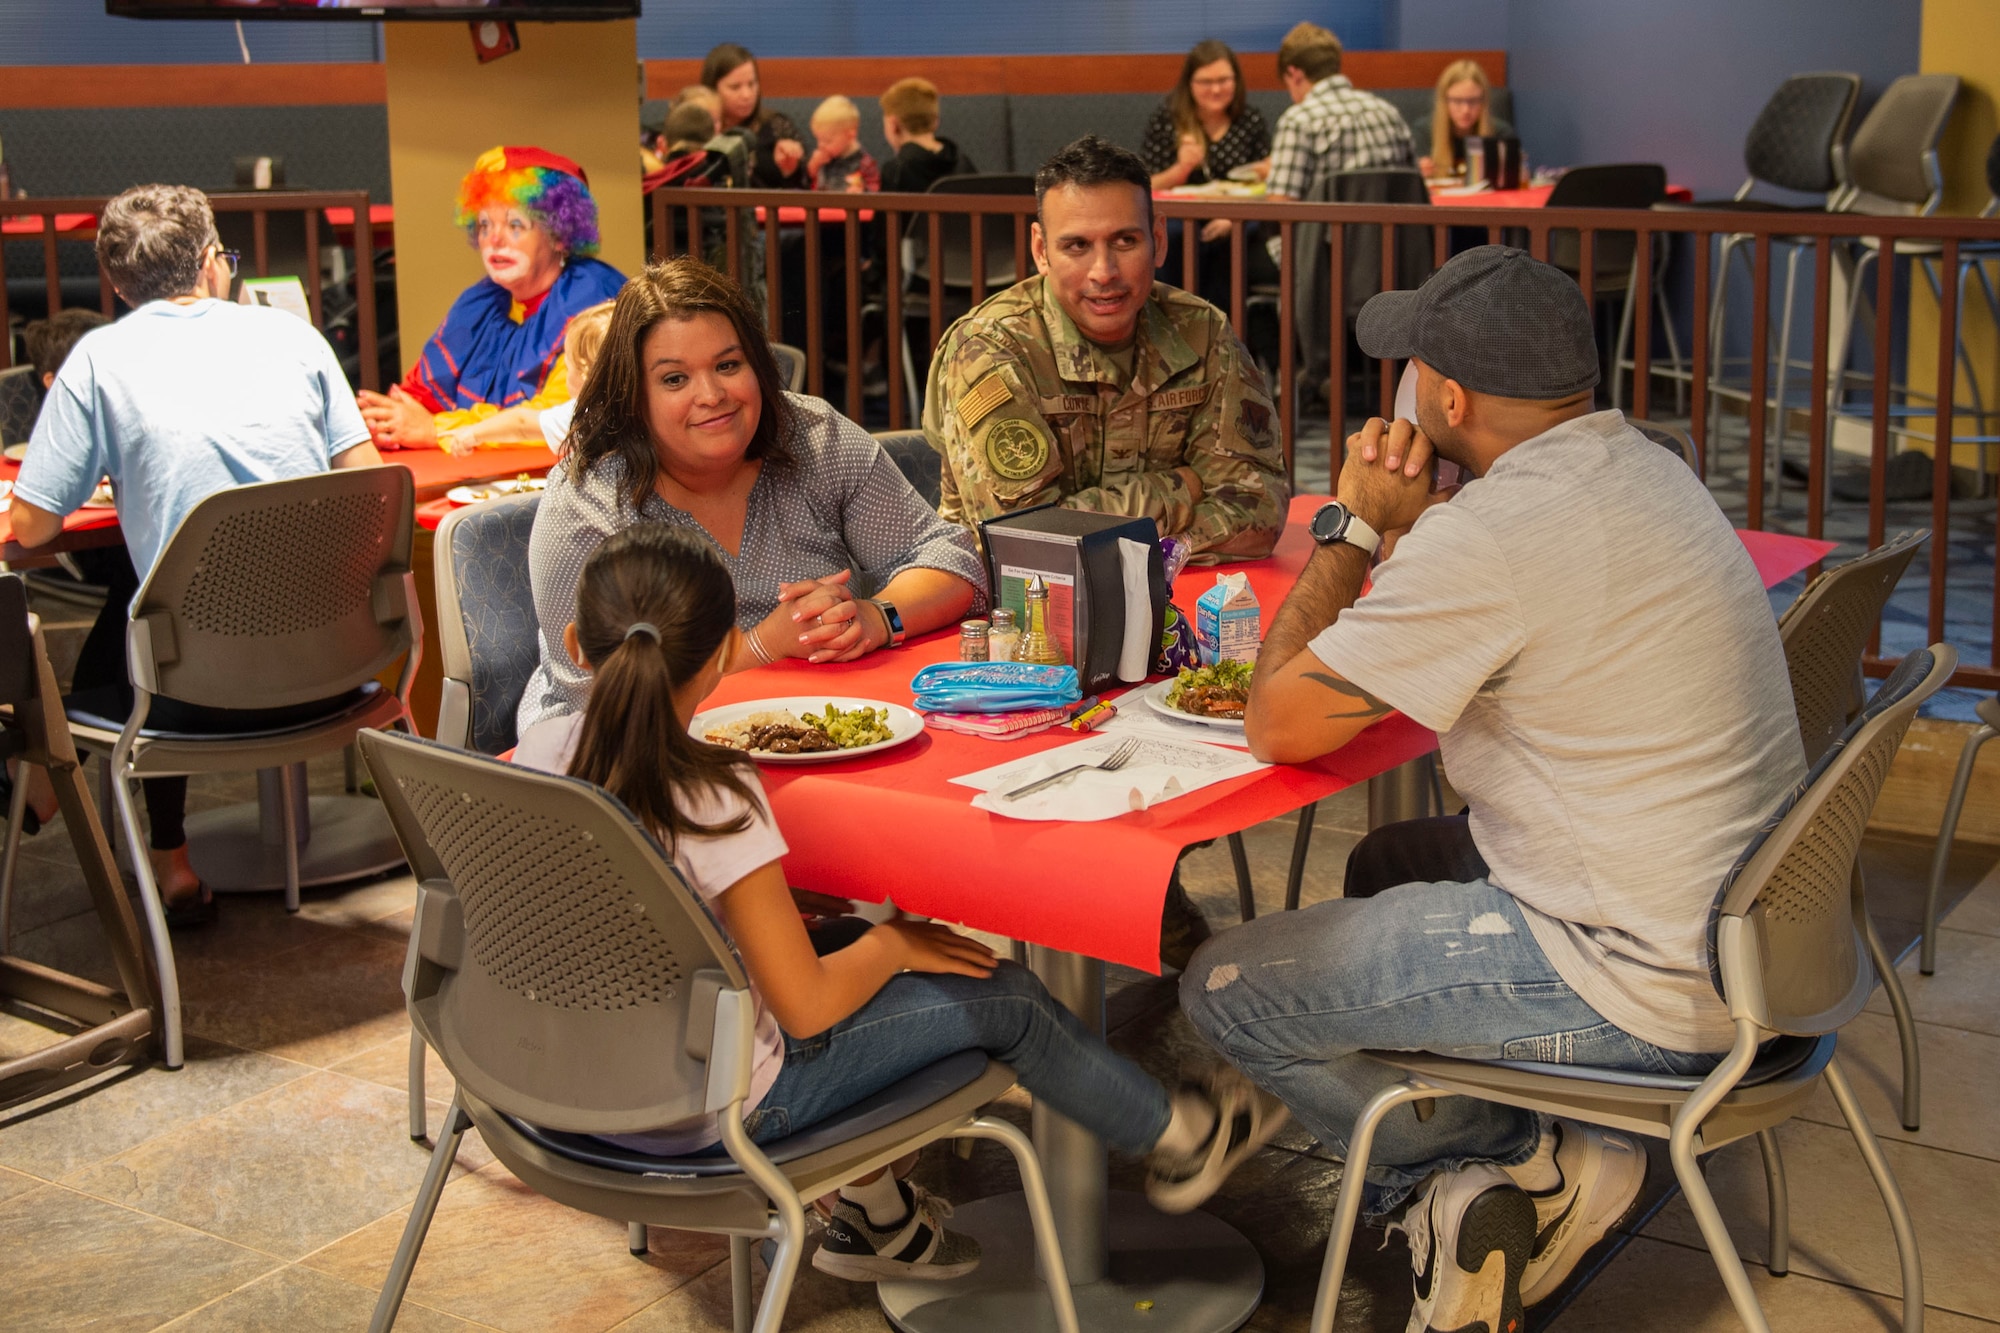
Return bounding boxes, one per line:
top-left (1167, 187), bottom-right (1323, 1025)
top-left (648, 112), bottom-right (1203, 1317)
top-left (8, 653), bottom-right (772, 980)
top-left (1506, 0), bottom-right (1922, 199)
top-left (2, 2), bottom-right (1388, 65)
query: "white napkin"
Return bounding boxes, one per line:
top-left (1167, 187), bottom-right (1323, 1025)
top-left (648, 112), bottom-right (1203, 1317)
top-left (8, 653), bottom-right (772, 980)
top-left (1116, 537), bottom-right (1153, 683)
top-left (954, 734), bottom-right (1268, 822)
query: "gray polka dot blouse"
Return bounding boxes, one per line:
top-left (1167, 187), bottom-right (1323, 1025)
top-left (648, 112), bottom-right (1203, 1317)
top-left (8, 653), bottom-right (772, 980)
top-left (517, 392), bottom-right (987, 736)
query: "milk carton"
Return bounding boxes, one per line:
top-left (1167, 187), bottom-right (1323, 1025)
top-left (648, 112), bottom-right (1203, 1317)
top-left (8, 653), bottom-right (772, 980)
top-left (1194, 573), bottom-right (1260, 665)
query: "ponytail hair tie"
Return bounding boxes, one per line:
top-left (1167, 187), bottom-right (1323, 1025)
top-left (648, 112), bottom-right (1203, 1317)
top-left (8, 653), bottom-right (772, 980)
top-left (624, 621), bottom-right (661, 643)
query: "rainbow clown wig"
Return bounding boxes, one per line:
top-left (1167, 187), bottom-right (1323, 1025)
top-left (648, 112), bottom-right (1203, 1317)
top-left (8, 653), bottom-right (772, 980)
top-left (455, 145), bottom-right (601, 258)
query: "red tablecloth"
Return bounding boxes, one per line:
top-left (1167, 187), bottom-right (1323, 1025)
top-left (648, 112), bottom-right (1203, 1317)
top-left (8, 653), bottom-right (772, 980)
top-left (0, 213), bottom-right (98, 237)
top-left (1429, 183), bottom-right (1695, 208)
top-left (707, 495), bottom-right (1435, 972)
top-left (701, 500), bottom-right (1833, 973)
top-left (754, 206), bottom-right (878, 225)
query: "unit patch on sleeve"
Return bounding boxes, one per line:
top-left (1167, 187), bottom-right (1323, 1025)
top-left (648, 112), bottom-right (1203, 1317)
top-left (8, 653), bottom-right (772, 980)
top-left (983, 417), bottom-right (1053, 482)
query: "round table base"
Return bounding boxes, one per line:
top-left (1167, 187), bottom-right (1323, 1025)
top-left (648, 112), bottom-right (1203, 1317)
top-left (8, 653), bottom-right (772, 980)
top-left (878, 1191), bottom-right (1262, 1333)
top-left (188, 794), bottom-right (405, 892)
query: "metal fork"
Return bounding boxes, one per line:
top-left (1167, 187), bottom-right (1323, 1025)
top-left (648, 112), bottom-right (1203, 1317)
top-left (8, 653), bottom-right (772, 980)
top-left (1000, 739), bottom-right (1141, 800)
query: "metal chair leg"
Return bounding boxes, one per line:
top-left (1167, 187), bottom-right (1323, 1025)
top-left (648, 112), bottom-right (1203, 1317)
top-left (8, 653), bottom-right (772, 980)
top-left (0, 763), bottom-right (29, 950)
top-left (407, 1029), bottom-right (427, 1142)
top-left (1922, 720), bottom-right (1994, 975)
top-left (627, 1220), bottom-right (647, 1257)
top-left (1860, 881), bottom-right (1922, 1131)
top-left (957, 1114), bottom-right (1081, 1333)
top-left (1228, 832), bottom-right (1255, 922)
top-left (368, 1097), bottom-right (472, 1333)
top-left (113, 766), bottom-right (184, 1069)
top-left (730, 1234), bottom-right (754, 1333)
top-left (750, 1196), bottom-right (807, 1333)
top-left (1755, 1128), bottom-right (1790, 1277)
top-left (1824, 1055), bottom-right (1925, 1333)
top-left (1283, 801), bottom-right (1318, 913)
top-left (1309, 1080), bottom-right (1439, 1333)
top-left (278, 762), bottom-right (301, 914)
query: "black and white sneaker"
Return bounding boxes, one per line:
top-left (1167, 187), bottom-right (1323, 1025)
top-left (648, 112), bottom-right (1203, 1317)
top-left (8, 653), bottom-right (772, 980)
top-left (1145, 1067), bottom-right (1290, 1215)
top-left (810, 1181), bottom-right (981, 1282)
top-left (1514, 1120), bottom-right (1646, 1306)
top-left (1392, 1163), bottom-right (1535, 1333)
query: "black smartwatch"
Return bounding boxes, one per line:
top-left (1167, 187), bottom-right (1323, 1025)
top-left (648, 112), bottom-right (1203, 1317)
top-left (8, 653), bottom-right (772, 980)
top-left (866, 598), bottom-right (906, 648)
top-left (1308, 501), bottom-right (1383, 556)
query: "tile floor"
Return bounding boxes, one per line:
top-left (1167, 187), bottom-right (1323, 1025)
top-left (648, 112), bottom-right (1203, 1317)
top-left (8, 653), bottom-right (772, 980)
top-left (3, 745), bottom-right (1997, 1332)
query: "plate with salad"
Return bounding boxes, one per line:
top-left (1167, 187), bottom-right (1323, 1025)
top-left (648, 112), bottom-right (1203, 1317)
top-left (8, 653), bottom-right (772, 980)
top-left (1143, 660), bottom-right (1252, 731)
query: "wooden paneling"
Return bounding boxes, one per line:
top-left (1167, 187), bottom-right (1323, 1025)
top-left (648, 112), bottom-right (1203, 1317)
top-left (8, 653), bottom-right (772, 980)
top-left (0, 62), bottom-right (386, 109)
top-left (638, 50), bottom-right (1509, 101)
top-left (1872, 719), bottom-right (2000, 846)
top-left (0, 48), bottom-right (1504, 111)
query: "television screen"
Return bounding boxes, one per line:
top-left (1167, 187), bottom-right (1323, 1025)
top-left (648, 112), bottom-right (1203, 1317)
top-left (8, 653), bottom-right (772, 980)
top-left (108, 0), bottom-right (637, 18)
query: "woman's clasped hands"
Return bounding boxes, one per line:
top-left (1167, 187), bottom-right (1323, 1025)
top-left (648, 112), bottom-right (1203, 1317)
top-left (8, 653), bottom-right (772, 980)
top-left (740, 568), bottom-right (891, 667)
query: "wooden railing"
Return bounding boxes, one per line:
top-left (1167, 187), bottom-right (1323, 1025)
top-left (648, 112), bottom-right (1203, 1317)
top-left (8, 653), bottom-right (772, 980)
top-left (0, 190), bottom-right (381, 391)
top-left (651, 184), bottom-right (2000, 693)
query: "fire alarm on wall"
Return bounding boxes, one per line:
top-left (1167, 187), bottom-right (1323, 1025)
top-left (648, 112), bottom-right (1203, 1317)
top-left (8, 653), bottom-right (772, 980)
top-left (470, 20), bottom-right (519, 64)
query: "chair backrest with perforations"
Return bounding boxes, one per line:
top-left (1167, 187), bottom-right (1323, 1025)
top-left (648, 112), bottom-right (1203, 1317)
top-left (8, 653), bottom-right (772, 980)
top-left (1625, 415), bottom-right (1702, 474)
top-left (360, 729), bottom-right (745, 1134)
top-left (1743, 73), bottom-right (1860, 196)
top-left (1845, 73), bottom-right (1960, 212)
top-left (436, 493), bottom-right (541, 755)
top-left (1711, 646), bottom-right (1951, 1035)
top-left (1776, 530), bottom-right (1926, 765)
top-left (127, 468), bottom-right (415, 711)
top-left (770, 342), bottom-right (807, 393)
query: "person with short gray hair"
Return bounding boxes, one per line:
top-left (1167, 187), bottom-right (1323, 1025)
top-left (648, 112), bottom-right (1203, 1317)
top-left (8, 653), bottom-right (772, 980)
top-left (1183, 247), bottom-right (1806, 1330)
top-left (9, 182), bottom-right (383, 926)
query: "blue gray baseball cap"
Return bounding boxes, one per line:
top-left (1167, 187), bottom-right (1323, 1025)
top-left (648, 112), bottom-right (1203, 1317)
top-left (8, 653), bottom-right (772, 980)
top-left (1355, 245), bottom-right (1600, 399)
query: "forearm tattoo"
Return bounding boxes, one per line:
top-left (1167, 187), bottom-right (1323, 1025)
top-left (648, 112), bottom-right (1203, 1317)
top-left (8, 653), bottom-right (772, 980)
top-left (1303, 671), bottom-right (1394, 721)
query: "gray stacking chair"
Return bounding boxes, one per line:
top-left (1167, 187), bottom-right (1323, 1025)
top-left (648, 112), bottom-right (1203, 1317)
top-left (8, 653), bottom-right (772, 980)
top-left (0, 364), bottom-right (40, 448)
top-left (433, 492), bottom-right (543, 757)
top-left (1922, 692), bottom-right (1998, 976)
top-left (769, 341), bottom-right (808, 394)
top-left (870, 429), bottom-right (943, 510)
top-left (1775, 531), bottom-right (1928, 1131)
top-left (1306, 645), bottom-right (1952, 1333)
top-left (63, 468), bottom-right (421, 1069)
top-left (356, 730), bottom-right (1080, 1333)
top-left (1625, 414), bottom-right (1704, 474)
top-left (413, 489), bottom-right (545, 1140)
top-left (0, 574), bottom-right (158, 1106)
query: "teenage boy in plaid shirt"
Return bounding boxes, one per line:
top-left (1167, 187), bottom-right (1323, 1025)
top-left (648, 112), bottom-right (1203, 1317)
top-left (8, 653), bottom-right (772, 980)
top-left (1266, 22), bottom-right (1414, 201)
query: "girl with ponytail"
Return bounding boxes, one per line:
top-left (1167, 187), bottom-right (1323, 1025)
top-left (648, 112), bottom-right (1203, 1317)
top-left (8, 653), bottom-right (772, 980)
top-left (514, 523), bottom-right (1284, 1284)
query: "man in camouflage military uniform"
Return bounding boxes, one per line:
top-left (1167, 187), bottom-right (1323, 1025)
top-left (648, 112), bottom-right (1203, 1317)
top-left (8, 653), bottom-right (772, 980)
top-left (924, 135), bottom-right (1288, 564)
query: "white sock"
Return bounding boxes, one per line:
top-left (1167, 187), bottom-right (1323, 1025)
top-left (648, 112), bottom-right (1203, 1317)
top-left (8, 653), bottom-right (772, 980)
top-left (840, 1171), bottom-right (910, 1230)
top-left (1504, 1120), bottom-right (1562, 1193)
top-left (1153, 1089), bottom-right (1219, 1159)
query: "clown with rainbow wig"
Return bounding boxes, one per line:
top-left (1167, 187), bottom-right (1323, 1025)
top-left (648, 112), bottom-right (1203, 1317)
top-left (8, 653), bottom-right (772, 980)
top-left (357, 145), bottom-right (626, 451)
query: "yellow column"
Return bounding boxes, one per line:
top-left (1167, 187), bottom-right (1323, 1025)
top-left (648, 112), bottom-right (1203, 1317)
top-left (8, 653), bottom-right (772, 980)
top-left (382, 20), bottom-right (643, 375)
top-left (1906, 0), bottom-right (2000, 473)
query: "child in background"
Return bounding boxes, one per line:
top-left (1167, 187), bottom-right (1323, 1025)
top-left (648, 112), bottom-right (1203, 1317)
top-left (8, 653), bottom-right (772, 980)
top-left (806, 96), bottom-right (880, 193)
top-left (879, 78), bottom-right (976, 194)
top-left (513, 524), bottom-right (1286, 1283)
top-left (644, 101), bottom-right (733, 192)
top-left (437, 301), bottom-right (614, 456)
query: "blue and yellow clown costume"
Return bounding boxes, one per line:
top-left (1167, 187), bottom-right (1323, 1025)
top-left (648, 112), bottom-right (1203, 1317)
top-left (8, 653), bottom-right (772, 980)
top-left (396, 145), bottom-right (626, 445)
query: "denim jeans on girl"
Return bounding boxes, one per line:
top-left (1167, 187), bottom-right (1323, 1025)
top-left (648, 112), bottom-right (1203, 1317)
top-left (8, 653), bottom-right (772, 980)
top-left (1179, 877), bottom-right (1719, 1217)
top-left (742, 959), bottom-right (1170, 1156)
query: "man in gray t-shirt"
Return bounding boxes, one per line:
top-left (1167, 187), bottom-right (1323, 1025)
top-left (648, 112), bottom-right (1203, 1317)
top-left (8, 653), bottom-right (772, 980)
top-left (1180, 247), bottom-right (1804, 1331)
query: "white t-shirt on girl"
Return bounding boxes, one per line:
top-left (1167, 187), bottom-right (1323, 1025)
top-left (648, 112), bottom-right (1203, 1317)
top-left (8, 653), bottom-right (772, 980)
top-left (514, 712), bottom-right (788, 1154)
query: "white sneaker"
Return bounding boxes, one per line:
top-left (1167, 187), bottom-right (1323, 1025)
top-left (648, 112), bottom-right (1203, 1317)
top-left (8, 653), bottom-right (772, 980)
top-left (1511, 1120), bottom-right (1647, 1306)
top-left (1144, 1067), bottom-right (1290, 1215)
top-left (1393, 1163), bottom-right (1535, 1333)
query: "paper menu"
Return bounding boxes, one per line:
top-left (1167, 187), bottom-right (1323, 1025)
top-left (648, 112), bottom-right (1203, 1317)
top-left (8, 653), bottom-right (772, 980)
top-left (952, 733), bottom-right (1268, 822)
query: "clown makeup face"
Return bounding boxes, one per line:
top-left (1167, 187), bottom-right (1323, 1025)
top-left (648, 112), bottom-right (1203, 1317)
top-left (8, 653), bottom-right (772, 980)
top-left (475, 205), bottom-right (564, 300)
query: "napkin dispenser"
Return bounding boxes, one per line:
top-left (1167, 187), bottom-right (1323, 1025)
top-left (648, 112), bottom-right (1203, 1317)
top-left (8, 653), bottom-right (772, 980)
top-left (1463, 135), bottom-right (1523, 191)
top-left (981, 506), bottom-right (1167, 695)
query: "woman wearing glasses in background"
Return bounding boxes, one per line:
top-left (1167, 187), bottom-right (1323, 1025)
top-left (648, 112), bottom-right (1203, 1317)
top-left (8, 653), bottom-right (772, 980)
top-left (1415, 59), bottom-right (1512, 181)
top-left (1140, 40), bottom-right (1275, 321)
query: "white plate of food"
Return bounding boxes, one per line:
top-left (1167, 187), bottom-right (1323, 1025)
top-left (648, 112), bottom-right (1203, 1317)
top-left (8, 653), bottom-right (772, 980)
top-left (3, 442), bottom-right (29, 463)
top-left (693, 697), bottom-right (925, 763)
top-left (1143, 661), bottom-right (1251, 731)
top-left (81, 479), bottom-right (117, 509)
top-left (447, 475), bottom-right (548, 506)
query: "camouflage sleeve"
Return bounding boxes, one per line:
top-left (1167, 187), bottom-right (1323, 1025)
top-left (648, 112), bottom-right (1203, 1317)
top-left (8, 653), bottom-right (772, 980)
top-left (1179, 327), bottom-right (1289, 563)
top-left (922, 324), bottom-right (1067, 532)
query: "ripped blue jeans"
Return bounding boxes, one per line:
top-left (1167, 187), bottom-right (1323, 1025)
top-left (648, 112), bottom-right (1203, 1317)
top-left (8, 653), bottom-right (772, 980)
top-left (1179, 878), bottom-right (1718, 1217)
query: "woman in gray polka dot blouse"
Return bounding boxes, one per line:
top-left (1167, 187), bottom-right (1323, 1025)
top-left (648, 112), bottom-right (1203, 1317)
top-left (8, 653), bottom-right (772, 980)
top-left (518, 259), bottom-right (984, 736)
